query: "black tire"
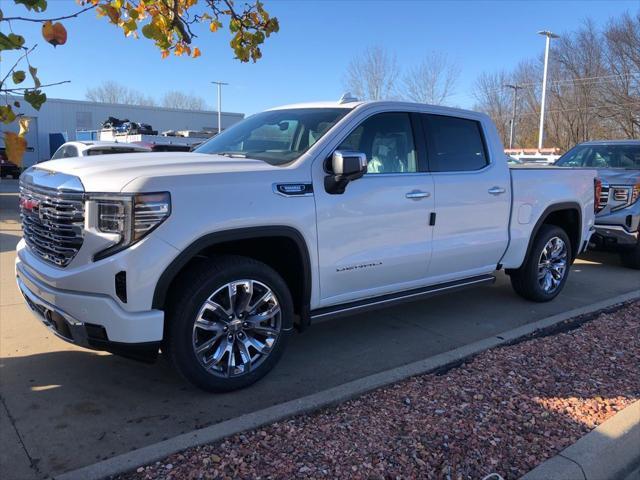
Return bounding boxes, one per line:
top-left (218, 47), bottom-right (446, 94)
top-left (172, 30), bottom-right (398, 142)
top-left (166, 255), bottom-right (293, 392)
top-left (509, 224), bottom-right (573, 302)
top-left (620, 238), bottom-right (640, 270)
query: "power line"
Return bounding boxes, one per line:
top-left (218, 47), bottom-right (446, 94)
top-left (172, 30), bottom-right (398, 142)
top-left (516, 71), bottom-right (640, 88)
top-left (515, 100), bottom-right (640, 117)
top-left (474, 71), bottom-right (640, 98)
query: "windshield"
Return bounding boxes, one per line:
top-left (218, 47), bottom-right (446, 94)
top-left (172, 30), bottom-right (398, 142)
top-left (194, 108), bottom-right (349, 165)
top-left (556, 144), bottom-right (640, 169)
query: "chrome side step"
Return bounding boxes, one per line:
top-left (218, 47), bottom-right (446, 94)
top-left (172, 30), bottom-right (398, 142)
top-left (310, 274), bottom-right (496, 322)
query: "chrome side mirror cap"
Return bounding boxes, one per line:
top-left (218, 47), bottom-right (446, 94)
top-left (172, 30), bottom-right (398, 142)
top-left (325, 150), bottom-right (367, 194)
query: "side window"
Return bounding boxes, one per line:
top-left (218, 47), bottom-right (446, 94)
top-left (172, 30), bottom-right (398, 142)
top-left (423, 115), bottom-right (488, 172)
top-left (338, 112), bottom-right (417, 174)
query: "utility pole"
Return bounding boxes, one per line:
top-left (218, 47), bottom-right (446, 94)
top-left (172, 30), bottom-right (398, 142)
top-left (504, 83), bottom-right (522, 149)
top-left (211, 81), bottom-right (229, 134)
top-left (537, 30), bottom-right (559, 151)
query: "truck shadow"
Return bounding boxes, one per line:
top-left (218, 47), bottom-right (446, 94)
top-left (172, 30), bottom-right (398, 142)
top-left (578, 249), bottom-right (624, 267)
top-left (0, 231), bottom-right (20, 253)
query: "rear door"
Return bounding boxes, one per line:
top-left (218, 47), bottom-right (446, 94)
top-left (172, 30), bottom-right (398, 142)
top-left (421, 114), bottom-right (511, 281)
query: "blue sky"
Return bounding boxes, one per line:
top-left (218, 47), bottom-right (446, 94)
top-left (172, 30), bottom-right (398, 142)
top-left (2, 0), bottom-right (638, 114)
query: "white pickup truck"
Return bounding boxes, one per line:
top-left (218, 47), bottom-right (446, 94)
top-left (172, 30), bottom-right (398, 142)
top-left (16, 98), bottom-right (598, 391)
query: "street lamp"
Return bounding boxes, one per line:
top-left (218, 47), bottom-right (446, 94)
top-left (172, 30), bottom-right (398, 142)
top-left (211, 81), bottom-right (229, 134)
top-left (504, 83), bottom-right (523, 149)
top-left (537, 30), bottom-right (559, 151)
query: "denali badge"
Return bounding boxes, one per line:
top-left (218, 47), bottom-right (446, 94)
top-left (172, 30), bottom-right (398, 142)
top-left (273, 183), bottom-right (313, 197)
top-left (336, 262), bottom-right (382, 273)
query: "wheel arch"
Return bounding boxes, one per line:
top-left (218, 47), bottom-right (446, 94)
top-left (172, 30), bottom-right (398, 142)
top-left (522, 202), bottom-right (583, 265)
top-left (153, 226), bottom-right (312, 329)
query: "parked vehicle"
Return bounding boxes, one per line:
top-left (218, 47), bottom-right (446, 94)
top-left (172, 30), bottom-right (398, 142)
top-left (0, 146), bottom-right (21, 178)
top-left (101, 117), bottom-right (158, 135)
top-left (506, 148), bottom-right (561, 165)
top-left (50, 141), bottom-right (151, 160)
top-left (555, 140), bottom-right (640, 269)
top-left (122, 121), bottom-right (158, 135)
top-left (507, 155), bottom-right (524, 166)
top-left (512, 154), bottom-right (561, 165)
top-left (16, 98), bottom-right (597, 391)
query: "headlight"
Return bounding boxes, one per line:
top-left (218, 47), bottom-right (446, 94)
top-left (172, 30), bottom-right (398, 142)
top-left (91, 192), bottom-right (171, 260)
top-left (631, 183), bottom-right (640, 205)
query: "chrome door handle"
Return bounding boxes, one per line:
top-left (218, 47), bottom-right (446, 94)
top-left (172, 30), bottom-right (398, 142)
top-left (405, 190), bottom-right (431, 200)
top-left (488, 186), bottom-right (506, 195)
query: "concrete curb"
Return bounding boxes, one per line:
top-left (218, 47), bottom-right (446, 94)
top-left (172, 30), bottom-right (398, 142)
top-left (521, 400), bottom-right (640, 480)
top-left (55, 290), bottom-right (640, 480)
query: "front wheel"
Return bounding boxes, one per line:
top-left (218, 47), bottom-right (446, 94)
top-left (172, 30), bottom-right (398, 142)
top-left (509, 225), bottom-right (572, 302)
top-left (166, 255), bottom-right (293, 392)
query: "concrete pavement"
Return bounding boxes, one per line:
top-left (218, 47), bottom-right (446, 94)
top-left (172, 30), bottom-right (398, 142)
top-left (1, 179), bottom-right (639, 479)
top-left (523, 401), bottom-right (640, 480)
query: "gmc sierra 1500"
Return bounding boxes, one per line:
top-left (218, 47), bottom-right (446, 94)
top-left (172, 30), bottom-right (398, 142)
top-left (16, 98), bottom-right (597, 391)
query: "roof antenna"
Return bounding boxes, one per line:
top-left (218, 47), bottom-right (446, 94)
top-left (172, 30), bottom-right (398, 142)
top-left (339, 92), bottom-right (359, 104)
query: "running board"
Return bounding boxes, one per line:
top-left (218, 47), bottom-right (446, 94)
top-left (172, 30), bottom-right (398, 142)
top-left (310, 274), bottom-right (496, 322)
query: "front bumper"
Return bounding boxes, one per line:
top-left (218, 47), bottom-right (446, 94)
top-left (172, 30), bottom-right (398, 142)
top-left (16, 258), bottom-right (164, 360)
top-left (593, 225), bottom-right (639, 248)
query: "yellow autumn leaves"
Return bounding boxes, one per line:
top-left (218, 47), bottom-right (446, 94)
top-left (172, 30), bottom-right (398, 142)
top-left (85, 0), bottom-right (278, 62)
top-left (2, 0), bottom-right (278, 166)
top-left (4, 119), bottom-right (30, 166)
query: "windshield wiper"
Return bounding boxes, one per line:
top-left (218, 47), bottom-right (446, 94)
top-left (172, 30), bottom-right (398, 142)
top-left (215, 151), bottom-right (247, 158)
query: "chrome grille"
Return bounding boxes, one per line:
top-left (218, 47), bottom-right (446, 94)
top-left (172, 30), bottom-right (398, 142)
top-left (19, 182), bottom-right (85, 267)
top-left (598, 184), bottom-right (610, 211)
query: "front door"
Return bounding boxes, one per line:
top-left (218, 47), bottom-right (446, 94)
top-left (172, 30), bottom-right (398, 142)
top-left (314, 112), bottom-right (435, 306)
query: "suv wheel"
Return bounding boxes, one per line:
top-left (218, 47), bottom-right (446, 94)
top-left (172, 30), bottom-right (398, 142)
top-left (166, 255), bottom-right (293, 392)
top-left (509, 225), bottom-right (572, 302)
top-left (620, 238), bottom-right (640, 270)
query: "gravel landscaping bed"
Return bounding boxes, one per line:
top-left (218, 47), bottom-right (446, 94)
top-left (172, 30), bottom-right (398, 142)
top-left (121, 301), bottom-right (640, 480)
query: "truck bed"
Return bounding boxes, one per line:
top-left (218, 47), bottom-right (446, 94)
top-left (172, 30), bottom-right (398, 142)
top-left (500, 166), bottom-right (597, 269)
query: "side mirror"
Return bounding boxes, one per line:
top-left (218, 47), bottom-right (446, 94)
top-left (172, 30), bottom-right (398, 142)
top-left (325, 150), bottom-right (367, 194)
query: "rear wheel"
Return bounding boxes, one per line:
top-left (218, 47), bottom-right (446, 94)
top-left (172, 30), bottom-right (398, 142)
top-left (510, 225), bottom-right (572, 302)
top-left (620, 238), bottom-right (640, 270)
top-left (166, 255), bottom-right (293, 392)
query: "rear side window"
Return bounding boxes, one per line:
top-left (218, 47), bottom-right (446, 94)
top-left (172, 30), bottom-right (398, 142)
top-left (87, 148), bottom-right (139, 156)
top-left (422, 115), bottom-right (488, 172)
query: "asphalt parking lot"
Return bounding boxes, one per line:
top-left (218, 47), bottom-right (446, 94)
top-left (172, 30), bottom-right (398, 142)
top-left (1, 178), bottom-right (639, 480)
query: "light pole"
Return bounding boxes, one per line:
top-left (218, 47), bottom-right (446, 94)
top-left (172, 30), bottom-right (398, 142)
top-left (537, 30), bottom-right (559, 151)
top-left (504, 83), bottom-right (523, 149)
top-left (211, 81), bottom-right (229, 134)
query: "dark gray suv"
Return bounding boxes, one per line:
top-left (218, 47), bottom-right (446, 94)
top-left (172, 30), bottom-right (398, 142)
top-left (555, 140), bottom-right (640, 269)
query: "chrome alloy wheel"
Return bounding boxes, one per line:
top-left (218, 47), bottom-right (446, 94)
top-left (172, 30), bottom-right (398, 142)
top-left (191, 280), bottom-right (281, 378)
top-left (537, 236), bottom-right (568, 294)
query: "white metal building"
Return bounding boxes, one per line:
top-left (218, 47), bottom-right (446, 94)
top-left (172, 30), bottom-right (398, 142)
top-left (3, 96), bottom-right (244, 167)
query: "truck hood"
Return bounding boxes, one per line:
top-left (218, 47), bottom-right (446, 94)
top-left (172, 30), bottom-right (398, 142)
top-left (32, 152), bottom-right (279, 192)
top-left (596, 168), bottom-right (640, 186)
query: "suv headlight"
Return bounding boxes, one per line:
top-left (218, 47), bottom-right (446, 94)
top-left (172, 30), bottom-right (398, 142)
top-left (90, 192), bottom-right (171, 260)
top-left (631, 183), bottom-right (640, 205)
top-left (610, 183), bottom-right (640, 211)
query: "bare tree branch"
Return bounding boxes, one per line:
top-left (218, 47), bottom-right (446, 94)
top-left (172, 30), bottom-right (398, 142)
top-left (401, 52), bottom-right (460, 105)
top-left (1, 5), bottom-right (96, 23)
top-left (343, 46), bottom-right (399, 101)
